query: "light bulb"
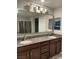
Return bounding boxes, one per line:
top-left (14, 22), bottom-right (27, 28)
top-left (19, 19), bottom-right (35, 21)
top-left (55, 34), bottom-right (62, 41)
top-left (30, 5), bottom-right (34, 12)
top-left (41, 0), bottom-right (45, 2)
top-left (36, 6), bottom-right (40, 13)
top-left (40, 7), bottom-right (43, 11)
top-left (42, 8), bottom-right (47, 14)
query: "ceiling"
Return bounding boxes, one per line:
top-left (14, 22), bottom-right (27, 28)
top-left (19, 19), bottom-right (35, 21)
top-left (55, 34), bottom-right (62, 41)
top-left (17, 0), bottom-right (62, 9)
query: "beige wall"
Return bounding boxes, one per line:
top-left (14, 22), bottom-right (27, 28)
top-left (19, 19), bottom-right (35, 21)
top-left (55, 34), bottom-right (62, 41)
top-left (39, 15), bottom-right (53, 32)
top-left (31, 17), bottom-right (35, 33)
top-left (54, 8), bottom-right (62, 35)
top-left (54, 8), bottom-right (62, 18)
top-left (38, 8), bottom-right (62, 34)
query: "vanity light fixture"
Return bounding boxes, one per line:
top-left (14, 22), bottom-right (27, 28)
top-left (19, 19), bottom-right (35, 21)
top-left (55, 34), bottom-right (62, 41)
top-left (24, 2), bottom-right (47, 14)
top-left (42, 8), bottom-right (47, 14)
top-left (40, 7), bottom-right (43, 11)
top-left (36, 6), bottom-right (41, 13)
top-left (30, 5), bottom-right (35, 12)
top-left (29, 3), bottom-right (47, 14)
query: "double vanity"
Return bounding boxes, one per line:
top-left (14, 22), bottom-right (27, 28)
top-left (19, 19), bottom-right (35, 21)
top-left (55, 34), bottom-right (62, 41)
top-left (17, 34), bottom-right (62, 59)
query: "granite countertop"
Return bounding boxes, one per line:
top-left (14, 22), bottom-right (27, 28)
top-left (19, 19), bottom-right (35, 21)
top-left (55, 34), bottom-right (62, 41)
top-left (17, 35), bottom-right (62, 47)
top-left (17, 32), bottom-right (54, 40)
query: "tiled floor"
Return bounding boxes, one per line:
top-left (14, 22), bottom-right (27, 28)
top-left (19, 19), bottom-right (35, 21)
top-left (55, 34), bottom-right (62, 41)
top-left (49, 52), bottom-right (62, 59)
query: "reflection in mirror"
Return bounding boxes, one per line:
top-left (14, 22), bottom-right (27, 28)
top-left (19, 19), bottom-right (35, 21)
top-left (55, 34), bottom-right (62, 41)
top-left (17, 1), bottom-right (55, 40)
top-left (17, 5), bottom-right (53, 33)
top-left (53, 18), bottom-right (61, 30)
top-left (48, 19), bottom-right (53, 29)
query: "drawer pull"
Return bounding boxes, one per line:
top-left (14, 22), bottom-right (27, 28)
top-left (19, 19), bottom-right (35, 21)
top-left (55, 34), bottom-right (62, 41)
top-left (41, 49), bottom-right (48, 53)
top-left (43, 49), bottom-right (48, 51)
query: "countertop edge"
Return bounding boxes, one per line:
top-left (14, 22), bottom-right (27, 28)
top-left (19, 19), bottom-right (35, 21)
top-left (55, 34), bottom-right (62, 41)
top-left (17, 35), bottom-right (62, 48)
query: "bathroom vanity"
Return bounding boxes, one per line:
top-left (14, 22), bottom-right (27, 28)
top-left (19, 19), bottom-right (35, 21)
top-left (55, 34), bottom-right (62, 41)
top-left (17, 34), bottom-right (62, 59)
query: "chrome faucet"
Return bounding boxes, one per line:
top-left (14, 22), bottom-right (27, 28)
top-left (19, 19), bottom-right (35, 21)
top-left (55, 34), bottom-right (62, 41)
top-left (23, 33), bottom-right (26, 41)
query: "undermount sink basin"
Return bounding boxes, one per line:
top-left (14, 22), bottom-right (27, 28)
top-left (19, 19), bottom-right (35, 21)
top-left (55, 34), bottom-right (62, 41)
top-left (20, 40), bottom-right (32, 45)
top-left (48, 36), bottom-right (57, 39)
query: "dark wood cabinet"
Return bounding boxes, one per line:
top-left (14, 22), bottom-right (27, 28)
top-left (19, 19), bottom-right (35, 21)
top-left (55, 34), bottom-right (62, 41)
top-left (50, 41), bottom-right (56, 57)
top-left (30, 43), bottom-right (40, 59)
top-left (41, 52), bottom-right (49, 59)
top-left (17, 44), bottom-right (40, 59)
top-left (17, 50), bottom-right (30, 59)
top-left (49, 38), bottom-right (62, 57)
top-left (40, 41), bottom-right (49, 59)
top-left (17, 37), bottom-right (62, 59)
top-left (17, 46), bottom-right (30, 59)
top-left (30, 48), bottom-right (40, 59)
top-left (56, 39), bottom-right (62, 54)
top-left (56, 40), bottom-right (61, 54)
top-left (40, 41), bottom-right (49, 54)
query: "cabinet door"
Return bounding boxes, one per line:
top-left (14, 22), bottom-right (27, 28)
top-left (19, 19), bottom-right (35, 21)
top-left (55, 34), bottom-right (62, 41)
top-left (30, 48), bottom-right (40, 59)
top-left (17, 51), bottom-right (30, 59)
top-left (57, 40), bottom-right (61, 54)
top-left (41, 52), bottom-right (49, 59)
top-left (50, 42), bottom-right (56, 57)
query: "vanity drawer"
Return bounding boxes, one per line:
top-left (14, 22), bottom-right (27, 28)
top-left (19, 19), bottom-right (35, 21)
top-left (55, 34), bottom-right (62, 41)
top-left (17, 46), bottom-right (30, 52)
top-left (30, 43), bottom-right (40, 49)
top-left (17, 50), bottom-right (30, 59)
top-left (41, 52), bottom-right (49, 59)
top-left (41, 45), bottom-right (49, 54)
top-left (40, 41), bottom-right (49, 46)
top-left (50, 39), bottom-right (58, 44)
top-left (40, 41), bottom-right (49, 54)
